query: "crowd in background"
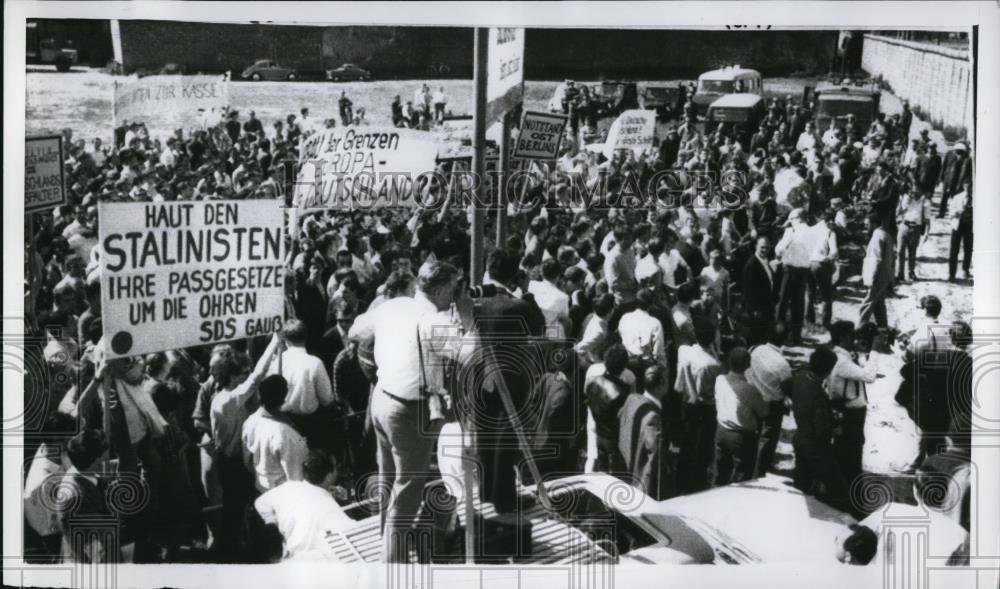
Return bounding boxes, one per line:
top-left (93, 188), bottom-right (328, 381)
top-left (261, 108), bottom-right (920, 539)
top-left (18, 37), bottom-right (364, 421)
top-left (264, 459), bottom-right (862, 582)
top-left (23, 80), bottom-right (974, 565)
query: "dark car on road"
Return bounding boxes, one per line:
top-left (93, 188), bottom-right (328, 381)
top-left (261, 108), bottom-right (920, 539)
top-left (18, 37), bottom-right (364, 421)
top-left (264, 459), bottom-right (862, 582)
top-left (592, 81), bottom-right (640, 118)
top-left (326, 63), bottom-right (371, 82)
top-left (241, 60), bottom-right (298, 81)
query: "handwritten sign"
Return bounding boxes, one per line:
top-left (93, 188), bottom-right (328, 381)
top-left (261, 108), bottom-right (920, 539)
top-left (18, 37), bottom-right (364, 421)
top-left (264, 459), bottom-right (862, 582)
top-left (98, 200), bottom-right (285, 359)
top-left (25, 136), bottom-right (65, 213)
top-left (514, 111), bottom-right (568, 160)
top-left (486, 27), bottom-right (525, 123)
top-left (603, 109), bottom-right (656, 160)
top-left (113, 74), bottom-right (229, 124)
top-left (294, 127), bottom-right (439, 209)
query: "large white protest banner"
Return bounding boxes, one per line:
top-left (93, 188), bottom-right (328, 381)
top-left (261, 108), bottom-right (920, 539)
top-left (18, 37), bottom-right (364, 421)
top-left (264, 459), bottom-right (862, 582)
top-left (602, 109), bottom-right (657, 160)
top-left (98, 200), bottom-right (285, 359)
top-left (514, 111), bottom-right (568, 160)
top-left (486, 27), bottom-right (525, 123)
top-left (113, 74), bottom-right (229, 124)
top-left (293, 127), bottom-right (439, 209)
top-left (25, 136), bottom-right (65, 213)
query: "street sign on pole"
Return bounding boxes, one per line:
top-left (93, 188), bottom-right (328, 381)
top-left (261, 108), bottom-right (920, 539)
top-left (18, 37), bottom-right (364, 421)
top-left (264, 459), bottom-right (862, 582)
top-left (485, 27), bottom-right (525, 125)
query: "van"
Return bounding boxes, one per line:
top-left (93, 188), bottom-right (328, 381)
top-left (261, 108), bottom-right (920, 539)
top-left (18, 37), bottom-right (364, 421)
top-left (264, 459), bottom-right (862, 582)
top-left (693, 66), bottom-right (763, 115)
top-left (812, 81), bottom-right (882, 134)
top-left (706, 94), bottom-right (766, 148)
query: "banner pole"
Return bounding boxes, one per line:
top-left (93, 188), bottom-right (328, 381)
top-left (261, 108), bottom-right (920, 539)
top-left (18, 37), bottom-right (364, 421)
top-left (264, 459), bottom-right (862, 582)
top-left (496, 111), bottom-right (511, 249)
top-left (470, 28), bottom-right (488, 287)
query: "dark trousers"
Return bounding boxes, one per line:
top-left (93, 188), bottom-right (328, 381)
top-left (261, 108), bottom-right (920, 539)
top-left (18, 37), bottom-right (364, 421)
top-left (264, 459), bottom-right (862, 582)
top-left (793, 435), bottom-right (849, 513)
top-left (714, 427), bottom-right (758, 486)
top-left (896, 223), bottom-right (922, 278)
top-left (217, 454), bottom-right (252, 561)
top-left (807, 260), bottom-right (835, 328)
top-left (777, 266), bottom-right (809, 340)
top-left (833, 407), bottom-right (867, 488)
top-left (949, 217), bottom-right (973, 279)
top-left (677, 403), bottom-right (717, 494)
top-left (754, 400), bottom-right (785, 477)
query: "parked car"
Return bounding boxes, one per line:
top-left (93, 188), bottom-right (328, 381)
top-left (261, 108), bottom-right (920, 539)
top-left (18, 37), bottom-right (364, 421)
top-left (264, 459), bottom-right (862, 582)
top-left (26, 21), bottom-right (78, 72)
top-left (591, 81), bottom-right (640, 118)
top-left (641, 85), bottom-right (685, 119)
top-left (319, 473), bottom-right (856, 566)
top-left (241, 60), bottom-right (298, 81)
top-left (325, 63), bottom-right (371, 82)
top-left (692, 65), bottom-right (763, 115)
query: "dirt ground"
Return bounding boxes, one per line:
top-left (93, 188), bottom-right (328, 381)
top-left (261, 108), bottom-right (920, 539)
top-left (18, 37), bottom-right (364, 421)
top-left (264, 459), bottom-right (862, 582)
top-left (25, 68), bottom-right (973, 480)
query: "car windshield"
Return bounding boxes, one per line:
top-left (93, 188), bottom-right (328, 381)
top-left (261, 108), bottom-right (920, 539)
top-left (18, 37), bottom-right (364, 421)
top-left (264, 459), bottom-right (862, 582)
top-left (699, 80), bottom-right (733, 93)
top-left (550, 487), bottom-right (658, 557)
top-left (818, 97), bottom-right (874, 119)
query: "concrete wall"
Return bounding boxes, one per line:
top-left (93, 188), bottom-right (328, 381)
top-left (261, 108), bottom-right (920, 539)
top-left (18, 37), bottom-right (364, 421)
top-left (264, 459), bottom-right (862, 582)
top-left (861, 34), bottom-right (971, 134)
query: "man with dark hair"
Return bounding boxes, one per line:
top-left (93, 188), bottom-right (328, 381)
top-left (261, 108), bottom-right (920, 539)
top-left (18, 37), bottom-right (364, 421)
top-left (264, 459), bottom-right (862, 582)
top-left (254, 449), bottom-right (352, 561)
top-left (603, 226), bottom-right (638, 306)
top-left (587, 344), bottom-right (631, 473)
top-left (529, 258), bottom-right (571, 339)
top-left (859, 212), bottom-right (895, 327)
top-left (349, 261), bottom-right (464, 561)
top-left (24, 412), bottom-right (76, 562)
top-left (619, 287), bottom-right (669, 390)
top-left (619, 364), bottom-right (672, 500)
top-left (471, 252), bottom-right (546, 515)
top-left (576, 292), bottom-right (615, 367)
top-left (748, 323), bottom-right (792, 477)
top-left (57, 429), bottom-right (117, 563)
top-left (826, 320), bottom-right (878, 486)
top-left (242, 374), bottom-right (307, 495)
top-left (742, 235), bottom-right (776, 345)
top-left (788, 347), bottom-right (848, 512)
top-left (713, 347), bottom-right (768, 485)
top-left (674, 320), bottom-right (722, 493)
top-left (269, 319), bottom-right (335, 449)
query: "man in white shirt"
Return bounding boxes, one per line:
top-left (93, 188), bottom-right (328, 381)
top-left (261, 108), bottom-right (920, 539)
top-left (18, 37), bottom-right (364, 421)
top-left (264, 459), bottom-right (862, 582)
top-left (432, 86), bottom-right (448, 124)
top-left (349, 261), bottom-right (461, 562)
top-left (268, 320), bottom-right (335, 449)
top-left (242, 374), bottom-right (308, 494)
top-left (254, 450), bottom-right (353, 561)
top-left (618, 288), bottom-right (668, 372)
top-left (528, 258), bottom-right (571, 339)
top-left (807, 213), bottom-right (839, 329)
top-left (907, 295), bottom-right (946, 354)
top-left (775, 208), bottom-right (813, 343)
top-left (576, 293), bottom-right (615, 366)
top-left (827, 321), bottom-right (878, 485)
top-left (746, 323), bottom-right (793, 477)
top-left (795, 121), bottom-right (819, 152)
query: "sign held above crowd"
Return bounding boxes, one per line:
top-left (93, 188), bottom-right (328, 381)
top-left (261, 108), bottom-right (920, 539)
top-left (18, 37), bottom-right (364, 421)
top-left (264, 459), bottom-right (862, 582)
top-left (602, 109), bottom-right (656, 160)
top-left (25, 135), bottom-right (65, 213)
top-left (513, 111), bottom-right (568, 160)
top-left (112, 73), bottom-right (230, 125)
top-left (293, 127), bottom-right (440, 209)
top-left (98, 200), bottom-right (285, 359)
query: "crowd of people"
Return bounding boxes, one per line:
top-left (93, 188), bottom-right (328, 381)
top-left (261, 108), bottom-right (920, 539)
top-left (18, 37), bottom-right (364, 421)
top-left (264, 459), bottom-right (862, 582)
top-left (23, 78), bottom-right (974, 566)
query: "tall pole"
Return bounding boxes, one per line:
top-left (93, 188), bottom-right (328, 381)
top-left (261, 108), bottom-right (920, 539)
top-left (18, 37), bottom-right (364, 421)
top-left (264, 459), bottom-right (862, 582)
top-left (470, 28), bottom-right (488, 287)
top-left (496, 111), bottom-right (511, 249)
